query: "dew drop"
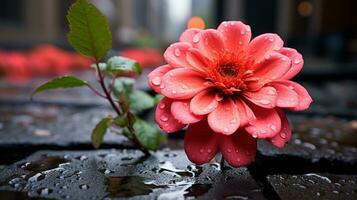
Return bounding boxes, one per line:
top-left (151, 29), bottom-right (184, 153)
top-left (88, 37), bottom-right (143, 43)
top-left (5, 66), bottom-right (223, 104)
top-left (230, 119), bottom-right (236, 124)
top-left (160, 84), bottom-right (165, 89)
top-left (240, 30), bottom-right (245, 35)
top-left (183, 102), bottom-right (188, 106)
top-left (172, 90), bottom-right (177, 94)
top-left (246, 26), bottom-right (251, 32)
top-left (181, 84), bottom-right (188, 89)
top-left (288, 86), bottom-right (294, 90)
top-left (281, 57), bottom-right (287, 61)
top-left (224, 128), bottom-right (229, 133)
top-left (159, 103), bottom-right (166, 109)
top-left (151, 77), bottom-right (161, 86)
top-left (199, 148), bottom-right (204, 153)
top-left (193, 34), bottom-right (200, 43)
top-left (252, 133), bottom-right (258, 138)
top-left (270, 124), bottom-right (277, 132)
top-left (267, 90), bottom-right (276, 95)
top-left (280, 132), bottom-right (287, 139)
top-left (237, 158), bottom-right (241, 162)
top-left (169, 72), bottom-right (174, 77)
top-left (264, 55), bottom-right (271, 60)
top-left (238, 41), bottom-right (243, 45)
top-left (207, 149), bottom-right (212, 153)
top-left (257, 99), bottom-right (271, 105)
top-left (235, 149), bottom-right (239, 153)
top-left (268, 37), bottom-right (274, 42)
top-left (174, 48), bottom-right (181, 57)
top-left (227, 149), bottom-right (232, 153)
top-left (160, 115), bottom-right (169, 122)
top-left (294, 59), bottom-right (301, 64)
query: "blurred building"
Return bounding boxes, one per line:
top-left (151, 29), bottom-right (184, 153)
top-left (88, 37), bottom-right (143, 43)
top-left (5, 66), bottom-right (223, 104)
top-left (1, 0), bottom-right (357, 67)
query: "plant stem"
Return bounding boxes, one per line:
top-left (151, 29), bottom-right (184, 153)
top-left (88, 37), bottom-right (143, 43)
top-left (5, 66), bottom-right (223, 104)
top-left (94, 59), bottom-right (150, 156)
top-left (220, 156), bottom-right (225, 172)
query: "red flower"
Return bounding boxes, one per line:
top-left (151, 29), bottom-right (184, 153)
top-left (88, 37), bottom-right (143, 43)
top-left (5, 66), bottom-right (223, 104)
top-left (121, 48), bottom-right (164, 67)
top-left (148, 21), bottom-right (312, 167)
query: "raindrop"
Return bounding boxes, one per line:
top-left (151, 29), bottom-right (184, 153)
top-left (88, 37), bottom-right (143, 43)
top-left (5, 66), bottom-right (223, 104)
top-left (174, 48), bottom-right (181, 57)
top-left (264, 55), bottom-right (271, 60)
top-left (172, 90), bottom-right (177, 94)
top-left (332, 190), bottom-right (339, 194)
top-left (267, 90), bottom-right (276, 95)
top-left (193, 35), bottom-right (200, 43)
top-left (280, 132), bottom-right (286, 139)
top-left (227, 149), bottom-right (232, 153)
top-left (37, 188), bottom-right (53, 195)
top-left (183, 102), bottom-right (188, 106)
top-left (288, 86), bottom-right (294, 90)
top-left (256, 99), bottom-right (271, 105)
top-left (238, 41), bottom-right (243, 45)
top-left (207, 149), bottom-right (212, 153)
top-left (151, 77), bottom-right (161, 86)
top-left (281, 57), bottom-right (288, 61)
top-left (252, 133), bottom-right (258, 138)
top-left (230, 119), bottom-right (236, 124)
top-left (235, 149), bottom-right (239, 153)
top-left (294, 59), bottom-right (301, 64)
top-left (224, 128), bottom-right (229, 133)
top-left (79, 155), bottom-right (88, 161)
top-left (199, 149), bottom-right (204, 153)
top-left (181, 84), bottom-right (188, 89)
top-left (160, 84), bottom-right (165, 89)
top-left (240, 30), bottom-right (245, 35)
top-left (159, 103), bottom-right (166, 109)
top-left (79, 184), bottom-right (89, 190)
top-left (269, 37), bottom-right (274, 42)
top-left (169, 72), bottom-right (174, 77)
top-left (246, 26), bottom-right (251, 32)
top-left (160, 115), bottom-right (169, 122)
top-left (270, 124), bottom-right (277, 132)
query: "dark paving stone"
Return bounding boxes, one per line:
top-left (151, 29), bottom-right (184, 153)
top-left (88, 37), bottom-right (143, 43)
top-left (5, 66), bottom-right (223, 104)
top-left (258, 115), bottom-right (357, 169)
top-left (0, 104), bottom-right (132, 163)
top-left (267, 173), bottom-right (357, 200)
top-left (0, 150), bottom-right (265, 200)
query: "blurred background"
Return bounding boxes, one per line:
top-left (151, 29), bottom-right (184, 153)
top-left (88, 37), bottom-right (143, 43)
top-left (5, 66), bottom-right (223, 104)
top-left (0, 0), bottom-right (356, 116)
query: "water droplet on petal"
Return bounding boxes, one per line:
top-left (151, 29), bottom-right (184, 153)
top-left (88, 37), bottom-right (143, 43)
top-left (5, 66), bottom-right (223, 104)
top-left (224, 128), bottom-right (229, 133)
top-left (246, 26), bottom-right (251, 32)
top-left (238, 41), bottom-right (243, 45)
top-left (183, 102), bottom-right (188, 106)
top-left (160, 84), bottom-right (165, 89)
top-left (160, 115), bottom-right (169, 122)
top-left (169, 72), bottom-right (174, 77)
top-left (281, 57), bottom-right (287, 61)
top-left (193, 34), bottom-right (200, 43)
top-left (207, 149), bottom-right (212, 153)
top-left (227, 149), bottom-right (232, 153)
top-left (181, 84), bottom-right (188, 89)
top-left (199, 148), bottom-right (204, 153)
top-left (264, 55), bottom-right (271, 60)
top-left (289, 86), bottom-right (294, 90)
top-left (230, 119), bottom-right (236, 124)
top-left (174, 48), bottom-right (181, 57)
top-left (267, 89), bottom-right (276, 95)
top-left (172, 90), bottom-right (177, 94)
top-left (203, 81), bottom-right (212, 86)
top-left (151, 77), bottom-right (161, 86)
top-left (240, 30), bottom-right (245, 35)
top-left (257, 99), bottom-right (271, 105)
top-left (159, 103), bottom-right (166, 109)
top-left (235, 149), bottom-right (239, 153)
top-left (270, 124), bottom-right (277, 132)
top-left (269, 37), bottom-right (274, 42)
top-left (280, 132), bottom-right (287, 139)
top-left (294, 59), bottom-right (301, 64)
top-left (252, 132), bottom-right (258, 138)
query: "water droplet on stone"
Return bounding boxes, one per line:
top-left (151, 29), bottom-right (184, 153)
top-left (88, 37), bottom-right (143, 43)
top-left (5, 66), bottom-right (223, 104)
top-left (79, 184), bottom-right (89, 190)
top-left (151, 77), bottom-right (161, 86)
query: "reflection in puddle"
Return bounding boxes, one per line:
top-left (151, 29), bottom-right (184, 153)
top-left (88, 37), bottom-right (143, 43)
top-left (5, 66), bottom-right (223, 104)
top-left (105, 176), bottom-right (166, 198)
top-left (152, 161), bottom-right (203, 178)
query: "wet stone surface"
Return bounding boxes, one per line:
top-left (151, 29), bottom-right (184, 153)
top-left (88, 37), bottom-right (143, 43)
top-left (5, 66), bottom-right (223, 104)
top-left (0, 150), bottom-right (265, 200)
top-left (258, 115), bottom-right (357, 168)
top-left (0, 104), bottom-right (132, 163)
top-left (267, 173), bottom-right (357, 200)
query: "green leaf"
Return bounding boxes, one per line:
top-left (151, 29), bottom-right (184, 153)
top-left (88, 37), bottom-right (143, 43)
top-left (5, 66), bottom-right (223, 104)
top-left (107, 56), bottom-right (142, 75)
top-left (67, 0), bottom-right (112, 59)
top-left (129, 90), bottom-right (155, 112)
top-left (154, 94), bottom-right (164, 105)
top-left (91, 116), bottom-right (112, 149)
top-left (31, 75), bottom-right (88, 98)
top-left (125, 118), bottom-right (165, 151)
top-left (112, 77), bottom-right (135, 101)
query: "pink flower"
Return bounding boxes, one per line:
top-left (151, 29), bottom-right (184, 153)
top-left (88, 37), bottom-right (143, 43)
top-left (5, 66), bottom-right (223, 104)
top-left (148, 21), bottom-right (312, 167)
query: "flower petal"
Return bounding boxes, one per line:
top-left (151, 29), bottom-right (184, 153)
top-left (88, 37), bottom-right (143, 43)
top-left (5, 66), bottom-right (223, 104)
top-left (161, 68), bottom-right (209, 99)
top-left (243, 86), bottom-right (277, 108)
top-left (279, 48), bottom-right (304, 80)
top-left (192, 29), bottom-right (224, 62)
top-left (171, 100), bottom-right (204, 124)
top-left (247, 33), bottom-right (284, 63)
top-left (147, 65), bottom-right (174, 93)
top-left (208, 98), bottom-right (240, 135)
top-left (252, 53), bottom-right (291, 84)
top-left (244, 102), bottom-right (281, 138)
top-left (190, 89), bottom-right (218, 115)
top-left (186, 48), bottom-right (210, 73)
top-left (179, 28), bottom-right (202, 43)
top-left (270, 109), bottom-right (291, 148)
top-left (235, 99), bottom-right (256, 127)
top-left (184, 119), bottom-right (219, 165)
top-left (270, 81), bottom-right (299, 108)
top-left (155, 97), bottom-right (185, 133)
top-left (164, 42), bottom-right (191, 68)
top-left (217, 21), bottom-right (251, 54)
top-left (220, 130), bottom-right (257, 167)
top-left (274, 80), bottom-right (313, 111)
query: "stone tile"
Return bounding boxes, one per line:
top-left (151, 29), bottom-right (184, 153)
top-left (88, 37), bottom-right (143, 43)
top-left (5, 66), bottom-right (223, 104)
top-left (0, 104), bottom-right (132, 163)
top-left (0, 150), bottom-right (265, 200)
top-left (258, 115), bottom-right (357, 167)
top-left (267, 173), bottom-right (357, 200)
